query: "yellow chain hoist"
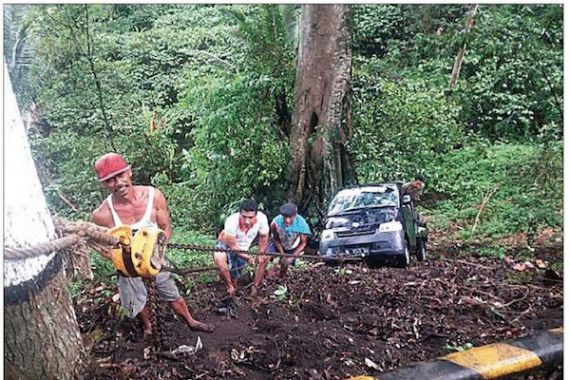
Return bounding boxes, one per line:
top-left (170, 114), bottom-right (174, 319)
top-left (108, 225), bottom-right (167, 278)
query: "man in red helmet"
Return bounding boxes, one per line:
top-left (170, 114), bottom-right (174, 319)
top-left (92, 152), bottom-right (213, 336)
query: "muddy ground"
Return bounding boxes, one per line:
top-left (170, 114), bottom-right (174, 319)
top-left (78, 242), bottom-right (563, 380)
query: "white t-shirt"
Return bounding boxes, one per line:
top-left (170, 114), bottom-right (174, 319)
top-left (224, 211), bottom-right (270, 251)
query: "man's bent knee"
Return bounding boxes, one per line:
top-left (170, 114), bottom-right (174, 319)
top-left (281, 257), bottom-right (295, 267)
top-left (213, 251), bottom-right (228, 266)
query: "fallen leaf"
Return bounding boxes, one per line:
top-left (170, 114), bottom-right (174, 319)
top-left (195, 336), bottom-right (203, 351)
top-left (365, 357), bottom-right (382, 371)
top-left (513, 263), bottom-right (529, 271)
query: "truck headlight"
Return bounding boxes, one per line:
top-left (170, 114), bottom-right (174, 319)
top-left (378, 221), bottom-right (403, 232)
top-left (321, 229), bottom-right (336, 241)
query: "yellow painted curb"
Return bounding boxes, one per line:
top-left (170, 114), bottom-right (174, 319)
top-left (443, 342), bottom-right (542, 379)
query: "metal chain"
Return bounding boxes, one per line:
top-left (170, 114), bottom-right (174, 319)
top-left (143, 277), bottom-right (166, 350)
top-left (166, 242), bottom-right (361, 262)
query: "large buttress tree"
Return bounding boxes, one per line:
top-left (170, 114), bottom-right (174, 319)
top-left (286, 4), bottom-right (356, 220)
top-left (4, 61), bottom-right (86, 380)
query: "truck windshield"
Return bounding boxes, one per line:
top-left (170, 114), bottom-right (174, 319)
top-left (328, 187), bottom-right (398, 215)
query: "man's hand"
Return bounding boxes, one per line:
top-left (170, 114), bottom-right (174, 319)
top-left (100, 249), bottom-right (113, 261)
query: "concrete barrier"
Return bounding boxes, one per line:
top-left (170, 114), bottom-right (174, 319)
top-left (348, 327), bottom-right (562, 380)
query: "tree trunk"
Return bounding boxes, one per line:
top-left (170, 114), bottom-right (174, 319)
top-left (4, 60), bottom-right (86, 380)
top-left (448, 4), bottom-right (479, 99)
top-left (286, 4), bottom-right (356, 219)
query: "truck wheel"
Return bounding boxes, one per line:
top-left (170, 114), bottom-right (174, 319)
top-left (416, 239), bottom-right (427, 262)
top-left (397, 243), bottom-right (410, 268)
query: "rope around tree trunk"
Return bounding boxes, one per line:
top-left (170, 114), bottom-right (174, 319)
top-left (4, 217), bottom-right (119, 260)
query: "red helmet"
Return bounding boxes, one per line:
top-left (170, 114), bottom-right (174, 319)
top-left (94, 153), bottom-right (131, 182)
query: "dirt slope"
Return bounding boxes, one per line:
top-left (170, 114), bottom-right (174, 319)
top-left (79, 245), bottom-right (563, 379)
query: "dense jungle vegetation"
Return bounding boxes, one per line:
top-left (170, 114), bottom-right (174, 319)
top-left (4, 4), bottom-right (563, 254)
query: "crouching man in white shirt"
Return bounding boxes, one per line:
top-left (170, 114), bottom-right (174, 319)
top-left (213, 199), bottom-right (269, 296)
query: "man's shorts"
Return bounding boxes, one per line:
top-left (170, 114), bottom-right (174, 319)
top-left (266, 241), bottom-right (297, 266)
top-left (215, 241), bottom-right (247, 279)
top-left (117, 270), bottom-right (180, 318)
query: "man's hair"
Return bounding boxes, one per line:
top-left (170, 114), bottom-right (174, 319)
top-left (415, 174), bottom-right (425, 183)
top-left (279, 202), bottom-right (298, 217)
top-left (239, 198), bottom-right (258, 212)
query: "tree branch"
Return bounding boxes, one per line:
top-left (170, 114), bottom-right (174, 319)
top-left (471, 185), bottom-right (498, 235)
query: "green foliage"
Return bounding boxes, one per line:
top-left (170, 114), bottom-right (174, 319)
top-left (8, 4), bottom-right (564, 258)
top-left (224, 5), bottom-right (298, 79)
top-left (23, 4), bottom-right (294, 231)
top-left (350, 4), bottom-right (562, 247)
top-left (354, 4), bottom-right (563, 142)
top-left (423, 142), bottom-right (562, 240)
top-left (353, 5), bottom-right (466, 61)
top-left (272, 284), bottom-right (289, 302)
top-left (90, 251), bottom-right (115, 278)
top-left (351, 67), bottom-right (463, 183)
top-left (478, 246), bottom-right (507, 260)
top-left (173, 5), bottom-right (295, 230)
top-left (167, 229), bottom-right (216, 270)
top-left (445, 341), bottom-right (474, 353)
top-left (179, 69), bottom-right (289, 229)
top-left (28, 129), bottom-right (109, 220)
top-left (455, 5), bottom-right (563, 140)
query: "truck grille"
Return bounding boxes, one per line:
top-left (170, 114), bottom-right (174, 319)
top-left (336, 227), bottom-right (376, 238)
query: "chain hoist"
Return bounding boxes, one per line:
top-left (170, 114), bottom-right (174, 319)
top-left (108, 225), bottom-right (167, 278)
top-left (108, 225), bottom-right (171, 352)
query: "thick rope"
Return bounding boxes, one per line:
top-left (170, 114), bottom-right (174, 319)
top-left (53, 217), bottom-right (118, 246)
top-left (4, 217), bottom-right (118, 261)
top-left (4, 234), bottom-right (82, 260)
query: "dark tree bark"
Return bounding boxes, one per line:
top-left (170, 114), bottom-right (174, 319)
top-left (286, 4), bottom-right (356, 219)
top-left (4, 61), bottom-right (86, 380)
top-left (5, 259), bottom-right (87, 380)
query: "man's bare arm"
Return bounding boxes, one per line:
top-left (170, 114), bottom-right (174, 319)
top-left (154, 189), bottom-right (172, 241)
top-left (270, 223), bottom-right (284, 253)
top-left (258, 233), bottom-right (269, 254)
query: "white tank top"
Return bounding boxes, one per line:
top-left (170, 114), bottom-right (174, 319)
top-left (107, 187), bottom-right (157, 230)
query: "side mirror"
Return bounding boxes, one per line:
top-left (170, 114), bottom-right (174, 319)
top-left (402, 195), bottom-right (411, 205)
